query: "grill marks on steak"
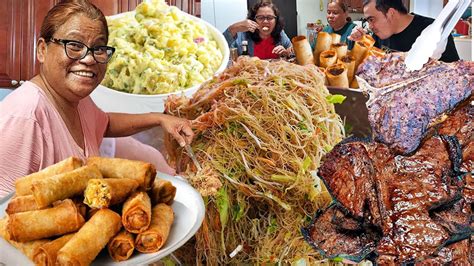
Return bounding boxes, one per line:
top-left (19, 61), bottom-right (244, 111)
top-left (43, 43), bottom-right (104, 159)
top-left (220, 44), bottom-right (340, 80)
top-left (302, 204), bottom-right (380, 261)
top-left (356, 53), bottom-right (473, 155)
top-left (311, 134), bottom-right (472, 263)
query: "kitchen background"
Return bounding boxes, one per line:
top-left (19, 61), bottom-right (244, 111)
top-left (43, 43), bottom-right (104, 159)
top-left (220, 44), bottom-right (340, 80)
top-left (0, 0), bottom-right (472, 92)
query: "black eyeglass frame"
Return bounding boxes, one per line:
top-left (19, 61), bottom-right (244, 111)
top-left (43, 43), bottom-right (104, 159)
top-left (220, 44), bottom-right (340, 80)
top-left (49, 38), bottom-right (116, 64)
top-left (254, 15), bottom-right (277, 22)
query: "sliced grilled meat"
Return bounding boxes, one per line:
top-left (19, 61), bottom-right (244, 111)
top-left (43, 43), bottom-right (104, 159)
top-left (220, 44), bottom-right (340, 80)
top-left (356, 53), bottom-right (473, 154)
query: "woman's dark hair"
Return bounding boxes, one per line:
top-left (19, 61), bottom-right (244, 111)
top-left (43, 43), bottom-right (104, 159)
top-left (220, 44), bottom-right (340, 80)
top-left (328, 0), bottom-right (349, 12)
top-left (40, 0), bottom-right (108, 42)
top-left (328, 0), bottom-right (352, 22)
top-left (245, 1), bottom-right (284, 44)
top-left (362, 0), bottom-right (408, 15)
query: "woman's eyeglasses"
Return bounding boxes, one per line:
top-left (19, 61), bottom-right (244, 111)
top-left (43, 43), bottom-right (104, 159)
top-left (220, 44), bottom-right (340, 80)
top-left (255, 15), bottom-right (277, 23)
top-left (49, 38), bottom-right (115, 64)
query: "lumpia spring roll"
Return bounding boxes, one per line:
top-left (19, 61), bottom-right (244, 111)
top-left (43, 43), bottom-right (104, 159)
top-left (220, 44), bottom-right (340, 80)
top-left (150, 179), bottom-right (177, 205)
top-left (8, 199), bottom-right (85, 242)
top-left (87, 157), bottom-right (156, 190)
top-left (318, 67), bottom-right (328, 85)
top-left (330, 33), bottom-right (341, 44)
top-left (33, 233), bottom-right (75, 266)
top-left (6, 195), bottom-right (42, 214)
top-left (331, 42), bottom-right (348, 59)
top-left (351, 41), bottom-right (370, 70)
top-left (32, 165), bottom-right (103, 208)
top-left (313, 32), bottom-right (332, 65)
top-left (291, 35), bottom-right (314, 65)
top-left (56, 209), bottom-right (122, 266)
top-left (122, 191), bottom-right (152, 233)
top-left (83, 178), bottom-right (139, 209)
top-left (319, 50), bottom-right (338, 68)
top-left (107, 230), bottom-right (135, 262)
top-left (338, 55), bottom-right (356, 83)
top-left (15, 157), bottom-right (83, 196)
top-left (0, 217), bottom-right (49, 260)
top-left (135, 204), bottom-right (174, 253)
top-left (361, 34), bottom-right (375, 47)
top-left (326, 63), bottom-right (349, 88)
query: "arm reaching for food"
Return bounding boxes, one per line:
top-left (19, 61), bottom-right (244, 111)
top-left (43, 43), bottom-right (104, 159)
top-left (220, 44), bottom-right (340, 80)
top-left (106, 113), bottom-right (194, 148)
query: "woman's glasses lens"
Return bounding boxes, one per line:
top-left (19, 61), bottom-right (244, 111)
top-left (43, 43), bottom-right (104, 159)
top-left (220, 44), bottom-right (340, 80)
top-left (52, 39), bottom-right (114, 63)
top-left (255, 15), bottom-right (276, 22)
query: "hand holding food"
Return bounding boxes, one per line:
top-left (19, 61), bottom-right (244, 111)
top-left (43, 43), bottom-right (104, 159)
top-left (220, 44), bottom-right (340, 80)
top-left (158, 114), bottom-right (194, 147)
top-left (348, 26), bottom-right (367, 41)
top-left (230, 19), bottom-right (260, 34)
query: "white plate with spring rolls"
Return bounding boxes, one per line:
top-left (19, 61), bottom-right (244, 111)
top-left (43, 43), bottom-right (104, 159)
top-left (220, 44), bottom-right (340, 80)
top-left (0, 172), bottom-right (205, 265)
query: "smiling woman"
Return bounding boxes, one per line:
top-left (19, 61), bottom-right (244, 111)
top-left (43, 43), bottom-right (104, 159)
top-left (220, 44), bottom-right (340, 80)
top-left (0, 0), bottom-right (195, 198)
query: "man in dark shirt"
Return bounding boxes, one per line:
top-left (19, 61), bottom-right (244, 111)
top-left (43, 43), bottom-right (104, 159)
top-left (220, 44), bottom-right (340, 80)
top-left (349, 0), bottom-right (459, 62)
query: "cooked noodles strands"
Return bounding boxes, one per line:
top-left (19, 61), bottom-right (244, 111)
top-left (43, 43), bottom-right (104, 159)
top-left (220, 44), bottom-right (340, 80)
top-left (165, 57), bottom-right (344, 264)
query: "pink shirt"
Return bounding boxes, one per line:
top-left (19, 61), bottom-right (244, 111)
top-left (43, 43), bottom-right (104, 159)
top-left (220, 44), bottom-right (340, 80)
top-left (0, 81), bottom-right (109, 197)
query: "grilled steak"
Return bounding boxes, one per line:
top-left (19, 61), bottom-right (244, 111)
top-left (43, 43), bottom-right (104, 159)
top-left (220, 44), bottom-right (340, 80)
top-left (309, 101), bottom-right (473, 263)
top-left (414, 239), bottom-right (472, 265)
top-left (356, 53), bottom-right (473, 155)
top-left (301, 204), bottom-right (380, 262)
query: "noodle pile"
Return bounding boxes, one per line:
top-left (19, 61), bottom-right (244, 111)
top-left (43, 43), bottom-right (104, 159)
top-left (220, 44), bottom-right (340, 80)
top-left (165, 57), bottom-right (345, 264)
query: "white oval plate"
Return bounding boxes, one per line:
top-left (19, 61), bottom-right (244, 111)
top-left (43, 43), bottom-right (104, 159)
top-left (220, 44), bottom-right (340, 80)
top-left (0, 173), bottom-right (205, 265)
top-left (90, 10), bottom-right (230, 114)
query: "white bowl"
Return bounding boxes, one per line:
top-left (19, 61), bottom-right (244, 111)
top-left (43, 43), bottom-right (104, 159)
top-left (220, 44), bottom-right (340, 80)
top-left (90, 11), bottom-right (229, 114)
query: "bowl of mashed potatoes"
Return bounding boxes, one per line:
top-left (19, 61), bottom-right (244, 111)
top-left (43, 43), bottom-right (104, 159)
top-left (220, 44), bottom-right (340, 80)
top-left (90, 0), bottom-right (229, 113)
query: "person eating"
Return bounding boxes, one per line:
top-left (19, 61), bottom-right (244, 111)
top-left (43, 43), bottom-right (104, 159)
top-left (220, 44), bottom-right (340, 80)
top-left (223, 1), bottom-right (293, 59)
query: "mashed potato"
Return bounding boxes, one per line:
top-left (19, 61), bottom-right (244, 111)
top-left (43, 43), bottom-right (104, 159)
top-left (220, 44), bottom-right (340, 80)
top-left (102, 0), bottom-right (223, 95)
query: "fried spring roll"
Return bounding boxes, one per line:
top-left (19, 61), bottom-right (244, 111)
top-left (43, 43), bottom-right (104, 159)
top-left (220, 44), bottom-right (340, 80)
top-left (326, 63), bottom-right (349, 88)
top-left (318, 67), bottom-right (328, 85)
top-left (351, 41), bottom-right (370, 70)
top-left (56, 209), bottom-right (122, 266)
top-left (331, 42), bottom-right (348, 59)
top-left (87, 157), bottom-right (156, 190)
top-left (361, 34), bottom-right (375, 47)
top-left (150, 179), bottom-right (177, 205)
top-left (107, 230), bottom-right (135, 262)
top-left (122, 191), bottom-right (152, 233)
top-left (291, 36), bottom-right (314, 65)
top-left (330, 33), bottom-right (341, 44)
top-left (368, 46), bottom-right (385, 58)
top-left (15, 157), bottom-right (82, 196)
top-left (83, 178), bottom-right (139, 209)
top-left (313, 32), bottom-right (332, 65)
top-left (338, 55), bottom-right (356, 83)
top-left (31, 165), bottom-right (102, 208)
top-left (33, 233), bottom-right (75, 266)
top-left (319, 50), bottom-right (338, 68)
top-left (0, 217), bottom-right (49, 260)
top-left (8, 199), bottom-right (85, 242)
top-left (135, 204), bottom-right (174, 253)
top-left (6, 195), bottom-right (42, 214)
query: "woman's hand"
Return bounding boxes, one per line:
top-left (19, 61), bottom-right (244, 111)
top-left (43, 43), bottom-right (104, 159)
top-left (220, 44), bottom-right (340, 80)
top-left (229, 19), bottom-right (260, 36)
top-left (348, 26), bottom-right (367, 41)
top-left (272, 45), bottom-right (292, 57)
top-left (159, 114), bottom-right (194, 147)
